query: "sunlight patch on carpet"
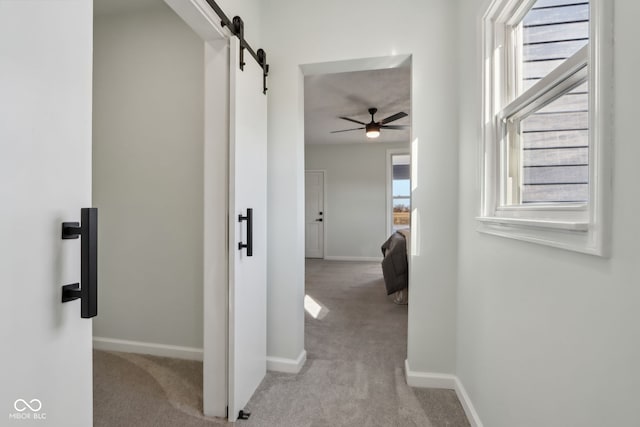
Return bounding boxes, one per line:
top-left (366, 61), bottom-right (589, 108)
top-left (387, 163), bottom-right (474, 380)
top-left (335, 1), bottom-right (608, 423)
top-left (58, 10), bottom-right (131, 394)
top-left (304, 294), bottom-right (329, 319)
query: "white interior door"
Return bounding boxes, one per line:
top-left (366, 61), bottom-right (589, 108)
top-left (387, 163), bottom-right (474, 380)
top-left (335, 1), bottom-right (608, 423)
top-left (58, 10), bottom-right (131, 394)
top-left (228, 37), bottom-right (268, 422)
top-left (305, 171), bottom-right (325, 258)
top-left (0, 1), bottom-right (93, 426)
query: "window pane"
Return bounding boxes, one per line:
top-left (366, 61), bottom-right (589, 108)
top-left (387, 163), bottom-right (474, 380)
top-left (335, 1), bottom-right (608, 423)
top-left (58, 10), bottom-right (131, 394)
top-left (391, 153), bottom-right (411, 231)
top-left (392, 154), bottom-right (410, 180)
top-left (393, 198), bottom-right (410, 207)
top-left (393, 198), bottom-right (410, 227)
top-left (393, 179), bottom-right (410, 197)
top-left (521, 0), bottom-right (589, 93)
top-left (519, 82), bottom-right (589, 203)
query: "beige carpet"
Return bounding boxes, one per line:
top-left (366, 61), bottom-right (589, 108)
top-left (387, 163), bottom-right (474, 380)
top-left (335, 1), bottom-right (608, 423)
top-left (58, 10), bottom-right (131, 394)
top-left (94, 260), bottom-right (470, 426)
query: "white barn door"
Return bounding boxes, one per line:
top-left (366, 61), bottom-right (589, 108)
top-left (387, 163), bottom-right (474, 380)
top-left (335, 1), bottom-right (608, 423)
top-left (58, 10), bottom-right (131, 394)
top-left (0, 1), bottom-right (94, 425)
top-left (163, 2), bottom-right (268, 419)
top-left (227, 37), bottom-right (268, 421)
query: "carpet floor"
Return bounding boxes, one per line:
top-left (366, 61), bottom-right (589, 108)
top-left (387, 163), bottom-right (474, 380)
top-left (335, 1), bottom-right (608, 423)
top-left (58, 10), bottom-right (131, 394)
top-left (94, 260), bottom-right (470, 427)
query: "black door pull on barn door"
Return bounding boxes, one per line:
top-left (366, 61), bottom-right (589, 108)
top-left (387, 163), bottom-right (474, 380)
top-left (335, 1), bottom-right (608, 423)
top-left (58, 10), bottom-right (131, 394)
top-left (61, 208), bottom-right (98, 318)
top-left (238, 208), bottom-right (253, 256)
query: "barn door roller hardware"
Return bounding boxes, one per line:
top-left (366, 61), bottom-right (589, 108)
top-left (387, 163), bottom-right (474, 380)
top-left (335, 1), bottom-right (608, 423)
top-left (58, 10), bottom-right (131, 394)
top-left (205, 0), bottom-right (269, 94)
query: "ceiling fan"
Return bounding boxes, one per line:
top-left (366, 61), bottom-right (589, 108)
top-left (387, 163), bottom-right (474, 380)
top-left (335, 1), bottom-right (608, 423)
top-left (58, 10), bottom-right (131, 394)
top-left (331, 108), bottom-right (409, 139)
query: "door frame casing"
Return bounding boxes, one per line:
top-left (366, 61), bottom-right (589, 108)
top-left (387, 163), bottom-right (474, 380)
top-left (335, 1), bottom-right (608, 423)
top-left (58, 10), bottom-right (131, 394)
top-left (304, 170), bottom-right (327, 259)
top-left (202, 40), bottom-right (230, 417)
top-left (164, 0), bottom-right (231, 417)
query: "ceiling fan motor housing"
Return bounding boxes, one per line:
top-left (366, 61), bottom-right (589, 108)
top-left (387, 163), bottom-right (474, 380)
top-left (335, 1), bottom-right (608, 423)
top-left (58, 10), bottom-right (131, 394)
top-left (366, 122), bottom-right (381, 133)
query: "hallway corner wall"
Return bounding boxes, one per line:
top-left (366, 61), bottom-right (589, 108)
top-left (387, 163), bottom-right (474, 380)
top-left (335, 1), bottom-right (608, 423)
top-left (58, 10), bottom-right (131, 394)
top-left (263, 0), bottom-right (460, 373)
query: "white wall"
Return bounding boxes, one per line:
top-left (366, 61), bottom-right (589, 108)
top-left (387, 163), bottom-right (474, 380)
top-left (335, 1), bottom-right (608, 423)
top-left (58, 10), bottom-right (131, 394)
top-left (456, 1), bottom-right (640, 426)
top-left (93, 2), bottom-right (205, 348)
top-left (263, 0), bottom-right (459, 372)
top-left (305, 143), bottom-right (409, 259)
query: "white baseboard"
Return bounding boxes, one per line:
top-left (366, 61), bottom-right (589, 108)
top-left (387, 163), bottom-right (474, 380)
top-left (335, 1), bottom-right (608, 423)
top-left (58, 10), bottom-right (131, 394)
top-left (453, 377), bottom-right (484, 427)
top-left (404, 360), bottom-right (483, 427)
top-left (324, 256), bottom-right (382, 262)
top-left (93, 337), bottom-right (203, 361)
top-left (404, 359), bottom-right (457, 389)
top-left (267, 350), bottom-right (307, 374)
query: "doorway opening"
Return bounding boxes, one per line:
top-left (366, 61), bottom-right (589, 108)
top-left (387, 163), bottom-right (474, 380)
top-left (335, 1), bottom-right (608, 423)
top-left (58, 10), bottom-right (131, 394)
top-left (303, 56), bottom-right (412, 263)
top-left (301, 54), bottom-right (413, 352)
top-left (300, 54), bottom-right (414, 424)
top-left (92, 0), bottom-right (206, 357)
top-left (91, 0), bottom-right (231, 420)
top-left (92, 0), bottom-right (268, 421)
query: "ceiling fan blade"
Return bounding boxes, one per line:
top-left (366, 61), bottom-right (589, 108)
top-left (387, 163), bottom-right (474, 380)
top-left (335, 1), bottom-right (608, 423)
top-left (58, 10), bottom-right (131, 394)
top-left (330, 127), bottom-right (365, 133)
top-left (379, 112), bottom-right (408, 125)
top-left (381, 125), bottom-right (409, 130)
top-left (339, 116), bottom-right (367, 126)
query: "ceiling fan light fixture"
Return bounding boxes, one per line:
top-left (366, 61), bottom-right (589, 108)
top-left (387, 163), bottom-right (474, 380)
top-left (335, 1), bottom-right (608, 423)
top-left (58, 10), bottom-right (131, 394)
top-left (331, 107), bottom-right (407, 139)
top-left (365, 123), bottom-right (380, 139)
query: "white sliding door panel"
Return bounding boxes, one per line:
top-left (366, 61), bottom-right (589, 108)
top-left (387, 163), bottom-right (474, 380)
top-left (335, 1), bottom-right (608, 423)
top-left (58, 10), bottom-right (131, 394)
top-left (0, 1), bottom-right (93, 425)
top-left (228, 37), bottom-right (268, 422)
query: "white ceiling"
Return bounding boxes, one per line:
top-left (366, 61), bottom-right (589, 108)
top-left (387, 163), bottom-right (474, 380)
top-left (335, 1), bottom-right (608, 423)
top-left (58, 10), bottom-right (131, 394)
top-left (304, 66), bottom-right (411, 145)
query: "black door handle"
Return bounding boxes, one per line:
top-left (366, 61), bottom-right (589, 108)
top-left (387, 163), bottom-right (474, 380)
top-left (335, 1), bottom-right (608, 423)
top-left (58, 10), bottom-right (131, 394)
top-left (61, 208), bottom-right (98, 318)
top-left (238, 208), bottom-right (253, 256)
top-left (316, 218), bottom-right (323, 222)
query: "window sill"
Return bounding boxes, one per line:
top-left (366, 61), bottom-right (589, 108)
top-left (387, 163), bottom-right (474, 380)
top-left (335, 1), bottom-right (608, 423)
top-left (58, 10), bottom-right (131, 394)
top-left (476, 216), bottom-right (588, 231)
top-left (476, 216), bottom-right (606, 256)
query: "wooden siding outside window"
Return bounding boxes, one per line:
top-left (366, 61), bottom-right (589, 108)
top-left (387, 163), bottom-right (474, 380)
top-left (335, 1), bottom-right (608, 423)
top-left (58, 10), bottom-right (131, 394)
top-left (515, 0), bottom-right (590, 204)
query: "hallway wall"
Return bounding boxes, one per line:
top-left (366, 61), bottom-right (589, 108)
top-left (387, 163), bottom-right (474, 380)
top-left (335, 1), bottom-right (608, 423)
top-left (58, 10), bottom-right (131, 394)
top-left (456, 1), bottom-right (640, 426)
top-left (263, 0), bottom-right (459, 373)
top-left (305, 142), bottom-right (409, 260)
top-left (93, 2), bottom-right (204, 349)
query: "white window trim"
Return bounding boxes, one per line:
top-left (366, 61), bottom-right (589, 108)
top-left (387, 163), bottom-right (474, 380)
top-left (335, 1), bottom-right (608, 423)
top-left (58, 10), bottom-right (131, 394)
top-left (478, 0), bottom-right (614, 256)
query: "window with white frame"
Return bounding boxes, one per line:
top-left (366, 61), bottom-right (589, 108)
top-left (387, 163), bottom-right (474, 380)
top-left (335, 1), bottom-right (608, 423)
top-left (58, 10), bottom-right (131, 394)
top-left (392, 154), bottom-right (411, 232)
top-left (479, 0), bottom-right (613, 255)
top-left (387, 150), bottom-right (411, 235)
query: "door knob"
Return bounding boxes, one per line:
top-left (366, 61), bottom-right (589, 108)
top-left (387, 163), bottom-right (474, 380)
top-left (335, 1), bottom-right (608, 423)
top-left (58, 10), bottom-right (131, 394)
top-left (316, 218), bottom-right (323, 222)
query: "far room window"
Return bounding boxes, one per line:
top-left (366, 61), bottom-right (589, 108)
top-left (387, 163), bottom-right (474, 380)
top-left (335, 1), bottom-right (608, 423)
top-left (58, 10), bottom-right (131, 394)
top-left (479, 0), bottom-right (613, 255)
top-left (390, 153), bottom-right (411, 233)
